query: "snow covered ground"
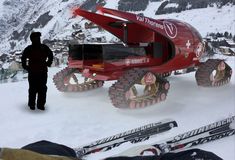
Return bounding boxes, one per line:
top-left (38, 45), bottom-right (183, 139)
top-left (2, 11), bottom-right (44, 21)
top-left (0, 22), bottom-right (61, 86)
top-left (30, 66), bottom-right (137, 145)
top-left (0, 56), bottom-right (235, 160)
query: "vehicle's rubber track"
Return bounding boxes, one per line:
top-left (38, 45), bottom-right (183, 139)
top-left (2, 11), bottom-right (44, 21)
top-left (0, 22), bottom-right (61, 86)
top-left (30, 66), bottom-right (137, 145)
top-left (109, 68), bottom-right (170, 109)
top-left (195, 59), bottom-right (232, 87)
top-left (53, 67), bottom-right (104, 92)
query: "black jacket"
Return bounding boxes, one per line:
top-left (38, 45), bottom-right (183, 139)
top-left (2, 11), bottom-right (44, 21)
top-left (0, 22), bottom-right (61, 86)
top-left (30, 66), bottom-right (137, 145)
top-left (21, 44), bottom-right (53, 73)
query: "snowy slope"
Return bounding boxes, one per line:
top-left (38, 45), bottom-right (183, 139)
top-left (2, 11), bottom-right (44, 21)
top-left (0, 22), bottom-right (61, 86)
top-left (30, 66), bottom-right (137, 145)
top-left (152, 4), bottom-right (235, 37)
top-left (0, 56), bottom-right (234, 160)
top-left (0, 0), bottom-right (85, 54)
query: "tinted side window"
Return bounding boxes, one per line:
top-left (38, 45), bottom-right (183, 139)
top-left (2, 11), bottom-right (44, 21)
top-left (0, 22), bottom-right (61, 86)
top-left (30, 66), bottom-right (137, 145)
top-left (103, 44), bottom-right (146, 60)
top-left (69, 45), bottom-right (83, 60)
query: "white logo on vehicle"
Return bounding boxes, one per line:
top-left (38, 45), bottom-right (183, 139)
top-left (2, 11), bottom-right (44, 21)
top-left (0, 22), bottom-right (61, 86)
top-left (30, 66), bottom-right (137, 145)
top-left (163, 21), bottom-right (177, 39)
top-left (186, 40), bottom-right (191, 49)
top-left (136, 15), bottom-right (164, 30)
top-left (125, 57), bottom-right (150, 66)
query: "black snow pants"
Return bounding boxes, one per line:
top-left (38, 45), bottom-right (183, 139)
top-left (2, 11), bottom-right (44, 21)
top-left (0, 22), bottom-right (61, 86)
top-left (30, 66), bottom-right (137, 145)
top-left (28, 72), bottom-right (47, 108)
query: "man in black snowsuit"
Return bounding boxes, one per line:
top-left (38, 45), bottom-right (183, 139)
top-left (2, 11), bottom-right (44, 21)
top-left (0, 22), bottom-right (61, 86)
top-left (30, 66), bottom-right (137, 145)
top-left (21, 32), bottom-right (53, 110)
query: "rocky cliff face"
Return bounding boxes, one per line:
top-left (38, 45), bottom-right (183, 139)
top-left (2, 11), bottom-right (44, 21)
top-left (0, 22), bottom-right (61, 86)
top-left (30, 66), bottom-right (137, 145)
top-left (0, 0), bottom-right (85, 53)
top-left (117, 0), bottom-right (234, 12)
top-left (154, 0), bottom-right (234, 15)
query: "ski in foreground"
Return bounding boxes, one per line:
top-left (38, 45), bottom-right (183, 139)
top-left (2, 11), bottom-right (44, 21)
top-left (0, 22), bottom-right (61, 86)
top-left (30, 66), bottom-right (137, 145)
top-left (113, 116), bottom-right (235, 157)
top-left (74, 119), bottom-right (178, 157)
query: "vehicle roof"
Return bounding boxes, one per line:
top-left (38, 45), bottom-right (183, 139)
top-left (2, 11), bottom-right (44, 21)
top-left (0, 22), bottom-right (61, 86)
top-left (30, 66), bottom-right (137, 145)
top-left (74, 6), bottom-right (202, 49)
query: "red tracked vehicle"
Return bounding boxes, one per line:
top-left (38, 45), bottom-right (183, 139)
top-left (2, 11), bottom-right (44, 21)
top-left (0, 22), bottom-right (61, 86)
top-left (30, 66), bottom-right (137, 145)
top-left (53, 6), bottom-right (232, 109)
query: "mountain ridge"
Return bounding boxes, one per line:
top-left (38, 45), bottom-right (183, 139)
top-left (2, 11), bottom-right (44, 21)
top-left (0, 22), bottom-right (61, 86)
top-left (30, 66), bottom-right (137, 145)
top-left (0, 0), bottom-right (234, 54)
